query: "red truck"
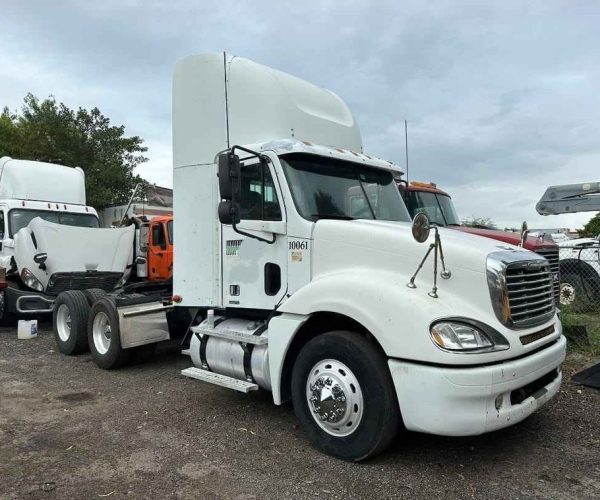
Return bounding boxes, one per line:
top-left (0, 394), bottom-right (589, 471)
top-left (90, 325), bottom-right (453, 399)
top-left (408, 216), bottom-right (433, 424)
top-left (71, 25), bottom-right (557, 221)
top-left (400, 181), bottom-right (560, 303)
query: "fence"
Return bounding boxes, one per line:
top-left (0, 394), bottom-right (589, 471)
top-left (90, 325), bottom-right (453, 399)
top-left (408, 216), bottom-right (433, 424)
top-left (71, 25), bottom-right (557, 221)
top-left (559, 242), bottom-right (600, 353)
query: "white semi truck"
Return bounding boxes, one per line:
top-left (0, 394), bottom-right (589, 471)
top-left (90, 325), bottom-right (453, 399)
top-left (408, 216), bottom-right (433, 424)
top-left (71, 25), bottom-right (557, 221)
top-left (72, 54), bottom-right (565, 461)
top-left (0, 157), bottom-right (135, 319)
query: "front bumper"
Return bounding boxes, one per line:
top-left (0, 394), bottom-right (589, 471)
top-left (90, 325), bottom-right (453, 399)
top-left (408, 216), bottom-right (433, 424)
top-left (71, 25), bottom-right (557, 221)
top-left (4, 286), bottom-right (54, 314)
top-left (388, 335), bottom-right (567, 436)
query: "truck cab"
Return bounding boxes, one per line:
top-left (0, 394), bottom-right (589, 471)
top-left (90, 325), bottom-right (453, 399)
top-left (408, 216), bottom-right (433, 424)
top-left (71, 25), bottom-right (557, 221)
top-left (171, 54), bottom-right (565, 460)
top-left (134, 215), bottom-right (173, 282)
top-left (401, 181), bottom-right (560, 303)
top-left (0, 157), bottom-right (133, 317)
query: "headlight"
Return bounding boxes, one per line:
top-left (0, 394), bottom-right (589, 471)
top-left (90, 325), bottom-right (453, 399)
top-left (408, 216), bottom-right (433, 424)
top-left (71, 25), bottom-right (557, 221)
top-left (430, 320), bottom-right (509, 353)
top-left (20, 268), bottom-right (44, 292)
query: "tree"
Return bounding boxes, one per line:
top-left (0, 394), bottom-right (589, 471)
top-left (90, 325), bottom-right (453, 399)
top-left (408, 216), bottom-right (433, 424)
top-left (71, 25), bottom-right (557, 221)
top-left (580, 212), bottom-right (600, 238)
top-left (0, 94), bottom-right (148, 209)
top-left (461, 216), bottom-right (497, 229)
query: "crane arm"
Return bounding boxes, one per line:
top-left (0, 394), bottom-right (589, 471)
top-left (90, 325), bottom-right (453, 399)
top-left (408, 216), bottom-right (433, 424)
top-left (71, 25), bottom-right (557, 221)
top-left (536, 182), bottom-right (600, 215)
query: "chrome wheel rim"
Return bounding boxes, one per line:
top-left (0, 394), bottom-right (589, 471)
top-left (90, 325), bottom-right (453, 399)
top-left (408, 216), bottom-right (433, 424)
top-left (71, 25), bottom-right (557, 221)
top-left (92, 311), bottom-right (111, 355)
top-left (56, 304), bottom-right (72, 342)
top-left (306, 359), bottom-right (364, 437)
top-left (560, 283), bottom-right (576, 306)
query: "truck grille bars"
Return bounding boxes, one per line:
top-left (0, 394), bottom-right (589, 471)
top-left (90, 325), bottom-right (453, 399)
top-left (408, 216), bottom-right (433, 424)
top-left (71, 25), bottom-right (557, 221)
top-left (46, 272), bottom-right (123, 296)
top-left (536, 248), bottom-right (560, 305)
top-left (505, 261), bottom-right (555, 327)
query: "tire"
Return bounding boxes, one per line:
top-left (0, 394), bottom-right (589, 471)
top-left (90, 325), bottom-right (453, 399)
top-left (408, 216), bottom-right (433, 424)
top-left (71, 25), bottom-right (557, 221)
top-left (129, 343), bottom-right (157, 365)
top-left (291, 331), bottom-right (400, 462)
top-left (53, 291), bottom-right (90, 355)
top-left (87, 297), bottom-right (130, 369)
top-left (560, 273), bottom-right (591, 312)
top-left (82, 288), bottom-right (107, 306)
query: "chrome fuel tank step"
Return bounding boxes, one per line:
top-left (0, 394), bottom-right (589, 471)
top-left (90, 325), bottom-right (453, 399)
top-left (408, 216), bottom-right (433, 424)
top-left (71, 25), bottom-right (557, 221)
top-left (181, 367), bottom-right (258, 392)
top-left (188, 316), bottom-right (271, 391)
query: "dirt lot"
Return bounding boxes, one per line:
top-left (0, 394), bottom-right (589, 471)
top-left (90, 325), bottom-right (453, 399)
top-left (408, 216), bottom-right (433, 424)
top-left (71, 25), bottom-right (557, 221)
top-left (1, 324), bottom-right (599, 500)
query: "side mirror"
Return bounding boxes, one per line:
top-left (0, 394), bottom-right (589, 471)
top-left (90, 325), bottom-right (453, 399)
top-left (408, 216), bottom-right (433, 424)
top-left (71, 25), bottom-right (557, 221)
top-left (411, 213), bottom-right (431, 243)
top-left (34, 252), bottom-right (48, 271)
top-left (218, 200), bottom-right (240, 225)
top-left (33, 253), bottom-right (48, 264)
top-left (218, 152), bottom-right (241, 200)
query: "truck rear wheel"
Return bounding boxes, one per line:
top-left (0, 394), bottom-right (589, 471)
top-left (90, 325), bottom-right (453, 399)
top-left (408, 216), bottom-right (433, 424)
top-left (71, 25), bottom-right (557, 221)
top-left (87, 297), bottom-right (130, 369)
top-left (82, 288), bottom-right (107, 306)
top-left (53, 291), bottom-right (90, 355)
top-left (291, 330), bottom-right (400, 462)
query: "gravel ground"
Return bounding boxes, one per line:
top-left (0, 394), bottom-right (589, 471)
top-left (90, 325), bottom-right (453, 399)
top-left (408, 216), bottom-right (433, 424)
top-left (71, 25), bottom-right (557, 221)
top-left (1, 323), bottom-right (600, 500)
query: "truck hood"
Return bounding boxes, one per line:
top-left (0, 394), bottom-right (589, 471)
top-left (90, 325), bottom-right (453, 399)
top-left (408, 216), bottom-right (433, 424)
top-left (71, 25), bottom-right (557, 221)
top-left (453, 226), bottom-right (556, 252)
top-left (312, 219), bottom-right (535, 276)
top-left (14, 218), bottom-right (135, 291)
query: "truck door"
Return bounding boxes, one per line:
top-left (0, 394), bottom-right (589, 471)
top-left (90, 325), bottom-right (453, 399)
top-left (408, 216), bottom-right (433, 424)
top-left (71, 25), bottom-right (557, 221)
top-left (221, 159), bottom-right (287, 310)
top-left (148, 220), bottom-right (173, 281)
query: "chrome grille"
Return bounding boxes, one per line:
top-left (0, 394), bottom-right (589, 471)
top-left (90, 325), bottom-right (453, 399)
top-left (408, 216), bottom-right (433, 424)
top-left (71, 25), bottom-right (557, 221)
top-left (536, 247), bottom-right (560, 305)
top-left (506, 261), bottom-right (555, 327)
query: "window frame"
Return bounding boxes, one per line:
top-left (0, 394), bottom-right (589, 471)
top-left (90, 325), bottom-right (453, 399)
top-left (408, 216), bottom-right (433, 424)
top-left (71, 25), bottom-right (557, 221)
top-left (238, 159), bottom-right (283, 222)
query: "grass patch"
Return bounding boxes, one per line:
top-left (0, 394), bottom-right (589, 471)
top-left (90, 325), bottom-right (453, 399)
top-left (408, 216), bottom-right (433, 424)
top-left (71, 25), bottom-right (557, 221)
top-left (561, 309), bottom-right (600, 356)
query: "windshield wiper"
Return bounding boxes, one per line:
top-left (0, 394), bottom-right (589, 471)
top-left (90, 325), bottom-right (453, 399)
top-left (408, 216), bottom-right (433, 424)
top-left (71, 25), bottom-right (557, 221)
top-left (312, 214), bottom-right (355, 220)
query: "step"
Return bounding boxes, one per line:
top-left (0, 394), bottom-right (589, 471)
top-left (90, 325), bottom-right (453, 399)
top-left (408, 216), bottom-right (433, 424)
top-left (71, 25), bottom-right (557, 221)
top-left (181, 367), bottom-right (258, 393)
top-left (191, 326), bottom-right (268, 345)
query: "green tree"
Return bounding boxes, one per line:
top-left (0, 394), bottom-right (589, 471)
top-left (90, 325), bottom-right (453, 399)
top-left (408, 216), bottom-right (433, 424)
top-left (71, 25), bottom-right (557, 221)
top-left (461, 216), bottom-right (497, 229)
top-left (580, 212), bottom-right (600, 238)
top-left (0, 94), bottom-right (148, 209)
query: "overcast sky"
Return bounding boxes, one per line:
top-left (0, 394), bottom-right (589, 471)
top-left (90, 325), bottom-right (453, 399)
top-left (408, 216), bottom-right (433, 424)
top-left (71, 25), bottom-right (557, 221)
top-left (1, 0), bottom-right (599, 230)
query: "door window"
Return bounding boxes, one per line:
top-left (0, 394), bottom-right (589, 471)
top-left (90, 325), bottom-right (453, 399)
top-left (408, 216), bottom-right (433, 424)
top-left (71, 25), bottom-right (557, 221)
top-left (152, 224), bottom-right (167, 250)
top-left (239, 162), bottom-right (282, 221)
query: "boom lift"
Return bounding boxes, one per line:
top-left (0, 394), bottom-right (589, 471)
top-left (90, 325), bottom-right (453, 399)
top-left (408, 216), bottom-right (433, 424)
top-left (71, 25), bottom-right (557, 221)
top-left (537, 182), bottom-right (600, 215)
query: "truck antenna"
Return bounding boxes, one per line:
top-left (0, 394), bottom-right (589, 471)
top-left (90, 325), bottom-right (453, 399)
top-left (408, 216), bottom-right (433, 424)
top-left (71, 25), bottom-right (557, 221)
top-left (223, 51), bottom-right (230, 149)
top-left (404, 119), bottom-right (409, 184)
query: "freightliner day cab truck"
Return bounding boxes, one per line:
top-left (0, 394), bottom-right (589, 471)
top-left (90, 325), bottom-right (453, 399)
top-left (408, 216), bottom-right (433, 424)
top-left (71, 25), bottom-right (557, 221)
top-left (75, 54), bottom-right (565, 461)
top-left (0, 157), bottom-right (133, 320)
top-left (401, 181), bottom-right (561, 304)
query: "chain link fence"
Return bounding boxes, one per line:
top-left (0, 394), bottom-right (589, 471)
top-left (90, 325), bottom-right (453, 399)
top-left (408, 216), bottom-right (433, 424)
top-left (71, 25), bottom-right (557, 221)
top-left (558, 242), bottom-right (600, 353)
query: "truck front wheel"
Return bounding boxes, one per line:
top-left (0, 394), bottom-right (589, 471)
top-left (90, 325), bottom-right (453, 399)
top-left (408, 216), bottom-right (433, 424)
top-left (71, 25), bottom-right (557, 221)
top-left (88, 297), bottom-right (129, 369)
top-left (291, 330), bottom-right (400, 461)
top-left (53, 291), bottom-right (90, 355)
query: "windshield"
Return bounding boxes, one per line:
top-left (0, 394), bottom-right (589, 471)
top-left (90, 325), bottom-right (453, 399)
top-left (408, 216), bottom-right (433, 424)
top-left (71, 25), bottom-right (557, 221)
top-left (280, 153), bottom-right (410, 222)
top-left (9, 209), bottom-right (99, 237)
top-left (406, 191), bottom-right (460, 226)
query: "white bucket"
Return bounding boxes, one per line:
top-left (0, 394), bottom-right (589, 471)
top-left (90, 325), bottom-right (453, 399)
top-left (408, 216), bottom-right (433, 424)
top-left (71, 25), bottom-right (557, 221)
top-left (18, 319), bottom-right (38, 339)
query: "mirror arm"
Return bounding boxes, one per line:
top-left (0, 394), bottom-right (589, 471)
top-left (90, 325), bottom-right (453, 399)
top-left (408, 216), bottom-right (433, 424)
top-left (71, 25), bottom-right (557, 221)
top-left (230, 145), bottom-right (268, 163)
top-left (225, 145), bottom-right (274, 244)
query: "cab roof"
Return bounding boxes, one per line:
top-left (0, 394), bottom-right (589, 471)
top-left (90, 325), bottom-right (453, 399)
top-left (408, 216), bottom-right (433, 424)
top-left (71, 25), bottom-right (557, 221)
top-left (258, 138), bottom-right (404, 174)
top-left (406, 181), bottom-right (450, 197)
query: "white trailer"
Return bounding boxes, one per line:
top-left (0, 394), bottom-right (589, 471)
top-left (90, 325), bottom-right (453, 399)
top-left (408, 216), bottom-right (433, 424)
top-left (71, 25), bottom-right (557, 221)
top-left (84, 53), bottom-right (566, 461)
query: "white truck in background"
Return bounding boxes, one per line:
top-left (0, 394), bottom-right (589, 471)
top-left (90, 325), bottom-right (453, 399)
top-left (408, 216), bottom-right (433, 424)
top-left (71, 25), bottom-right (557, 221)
top-left (71, 54), bottom-right (565, 461)
top-left (0, 157), bottom-right (135, 320)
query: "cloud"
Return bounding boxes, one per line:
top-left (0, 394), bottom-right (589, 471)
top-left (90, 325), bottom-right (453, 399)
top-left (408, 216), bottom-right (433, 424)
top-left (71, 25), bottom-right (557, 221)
top-left (0, 0), bottom-right (598, 228)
